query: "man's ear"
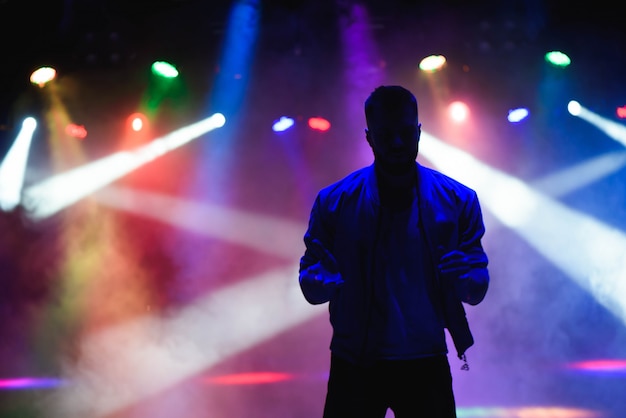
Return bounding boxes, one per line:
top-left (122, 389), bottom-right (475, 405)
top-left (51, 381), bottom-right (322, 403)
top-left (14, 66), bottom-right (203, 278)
top-left (365, 129), bottom-right (373, 147)
top-left (416, 123), bottom-right (422, 142)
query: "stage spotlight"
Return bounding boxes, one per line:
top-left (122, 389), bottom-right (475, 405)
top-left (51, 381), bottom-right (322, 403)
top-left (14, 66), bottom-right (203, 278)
top-left (0, 117), bottom-right (37, 211)
top-left (508, 107), bottom-right (529, 123)
top-left (308, 117), bottom-right (330, 132)
top-left (545, 50), bottom-right (571, 67)
top-left (127, 112), bottom-right (148, 132)
top-left (272, 116), bottom-right (295, 132)
top-left (151, 61), bottom-right (179, 78)
top-left (419, 54), bottom-right (446, 72)
top-left (568, 101), bottom-right (626, 147)
top-left (616, 105), bottom-right (626, 119)
top-left (448, 101), bottom-right (469, 123)
top-left (65, 123), bottom-right (88, 139)
top-left (29, 66), bottom-right (56, 87)
top-left (567, 100), bottom-right (581, 116)
top-left (21, 113), bottom-right (226, 220)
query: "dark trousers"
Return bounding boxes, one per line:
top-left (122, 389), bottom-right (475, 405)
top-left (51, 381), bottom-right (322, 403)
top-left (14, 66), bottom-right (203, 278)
top-left (323, 353), bottom-right (457, 418)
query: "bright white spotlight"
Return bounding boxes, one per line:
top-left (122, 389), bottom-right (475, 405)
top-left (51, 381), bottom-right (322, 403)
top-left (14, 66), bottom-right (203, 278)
top-left (30, 67), bottom-right (56, 87)
top-left (21, 113), bottom-right (226, 220)
top-left (569, 101), bottom-right (626, 147)
top-left (568, 100), bottom-right (581, 116)
top-left (420, 131), bottom-right (626, 328)
top-left (0, 117), bottom-right (37, 211)
top-left (508, 107), bottom-right (529, 123)
top-left (419, 54), bottom-right (447, 72)
top-left (448, 101), bottom-right (469, 123)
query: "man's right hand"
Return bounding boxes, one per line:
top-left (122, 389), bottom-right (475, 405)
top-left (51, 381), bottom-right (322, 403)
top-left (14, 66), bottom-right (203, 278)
top-left (300, 261), bottom-right (344, 288)
top-left (299, 239), bottom-right (344, 304)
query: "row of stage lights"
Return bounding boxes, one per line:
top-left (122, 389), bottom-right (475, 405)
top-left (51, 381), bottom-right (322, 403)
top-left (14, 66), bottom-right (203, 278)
top-left (26, 50), bottom-right (575, 142)
top-left (29, 61), bottom-right (182, 140)
top-left (29, 60), bottom-right (333, 138)
top-left (25, 50), bottom-right (626, 143)
top-left (420, 50), bottom-right (626, 122)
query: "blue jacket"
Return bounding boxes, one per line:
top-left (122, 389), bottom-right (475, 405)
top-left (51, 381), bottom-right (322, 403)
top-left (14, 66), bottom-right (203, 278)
top-left (299, 162), bottom-right (489, 364)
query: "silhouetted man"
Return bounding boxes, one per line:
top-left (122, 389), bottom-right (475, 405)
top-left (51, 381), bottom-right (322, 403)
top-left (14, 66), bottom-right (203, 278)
top-left (299, 85), bottom-right (489, 417)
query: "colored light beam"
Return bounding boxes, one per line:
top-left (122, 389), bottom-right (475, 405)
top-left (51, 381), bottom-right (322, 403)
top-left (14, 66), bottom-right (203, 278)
top-left (0, 117), bottom-right (37, 211)
top-left (21, 113), bottom-right (225, 220)
top-left (419, 131), bottom-right (626, 326)
top-left (210, 0), bottom-right (259, 119)
top-left (46, 264), bottom-right (319, 417)
top-left (568, 100), bottom-right (626, 147)
top-left (338, 1), bottom-right (385, 164)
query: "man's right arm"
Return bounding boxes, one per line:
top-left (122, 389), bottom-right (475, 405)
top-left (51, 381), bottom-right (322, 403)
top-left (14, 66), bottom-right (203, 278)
top-left (299, 196), bottom-right (344, 304)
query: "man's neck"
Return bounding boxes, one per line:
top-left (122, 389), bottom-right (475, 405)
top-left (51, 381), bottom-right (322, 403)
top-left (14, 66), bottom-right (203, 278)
top-left (374, 161), bottom-right (417, 208)
top-left (375, 160), bottom-right (416, 187)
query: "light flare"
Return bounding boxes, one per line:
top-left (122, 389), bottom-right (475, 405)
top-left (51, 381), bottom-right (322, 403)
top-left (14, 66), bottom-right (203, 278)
top-left (21, 113), bottom-right (225, 220)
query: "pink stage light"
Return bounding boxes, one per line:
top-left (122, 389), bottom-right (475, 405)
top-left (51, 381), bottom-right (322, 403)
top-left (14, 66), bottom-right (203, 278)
top-left (0, 377), bottom-right (64, 390)
top-left (567, 359), bottom-right (626, 373)
top-left (204, 372), bottom-right (294, 385)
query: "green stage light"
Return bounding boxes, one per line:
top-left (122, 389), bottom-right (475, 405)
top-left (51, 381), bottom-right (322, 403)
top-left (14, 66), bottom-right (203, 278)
top-left (151, 61), bottom-right (179, 78)
top-left (545, 50), bottom-right (571, 67)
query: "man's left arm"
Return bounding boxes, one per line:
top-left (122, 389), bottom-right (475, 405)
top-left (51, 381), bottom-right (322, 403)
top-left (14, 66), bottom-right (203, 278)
top-left (439, 191), bottom-right (490, 306)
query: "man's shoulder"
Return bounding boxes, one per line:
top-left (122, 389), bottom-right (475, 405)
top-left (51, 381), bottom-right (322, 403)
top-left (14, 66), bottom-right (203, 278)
top-left (419, 164), bottom-right (477, 197)
top-left (319, 166), bottom-right (371, 196)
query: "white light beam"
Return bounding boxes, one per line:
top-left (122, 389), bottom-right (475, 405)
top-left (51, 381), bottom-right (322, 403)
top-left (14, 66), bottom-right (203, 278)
top-left (21, 113), bottom-right (225, 220)
top-left (569, 101), bottom-right (626, 147)
top-left (0, 117), bottom-right (37, 211)
top-left (420, 131), bottom-right (626, 326)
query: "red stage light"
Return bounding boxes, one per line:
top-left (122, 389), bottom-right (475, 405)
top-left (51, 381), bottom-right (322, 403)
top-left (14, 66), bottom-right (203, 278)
top-left (65, 123), bottom-right (88, 139)
top-left (308, 117), bottom-right (331, 132)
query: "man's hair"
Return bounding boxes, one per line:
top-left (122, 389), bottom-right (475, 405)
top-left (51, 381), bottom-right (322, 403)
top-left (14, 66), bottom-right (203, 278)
top-left (364, 85), bottom-right (418, 127)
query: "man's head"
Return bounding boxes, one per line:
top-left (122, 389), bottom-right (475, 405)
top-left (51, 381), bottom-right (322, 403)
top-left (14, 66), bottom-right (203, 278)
top-left (364, 85), bottom-right (421, 174)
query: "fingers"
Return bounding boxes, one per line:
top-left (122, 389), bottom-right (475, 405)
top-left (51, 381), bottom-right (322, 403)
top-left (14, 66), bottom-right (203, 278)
top-left (302, 262), bottom-right (344, 288)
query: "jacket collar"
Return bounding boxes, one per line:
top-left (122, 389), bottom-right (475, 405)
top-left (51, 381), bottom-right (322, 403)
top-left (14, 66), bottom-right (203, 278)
top-left (365, 162), bottom-right (426, 206)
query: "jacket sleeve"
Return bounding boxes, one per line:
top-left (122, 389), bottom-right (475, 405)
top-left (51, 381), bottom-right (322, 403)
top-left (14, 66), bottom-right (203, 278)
top-left (458, 190), bottom-right (490, 305)
top-left (298, 193), bottom-right (335, 304)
